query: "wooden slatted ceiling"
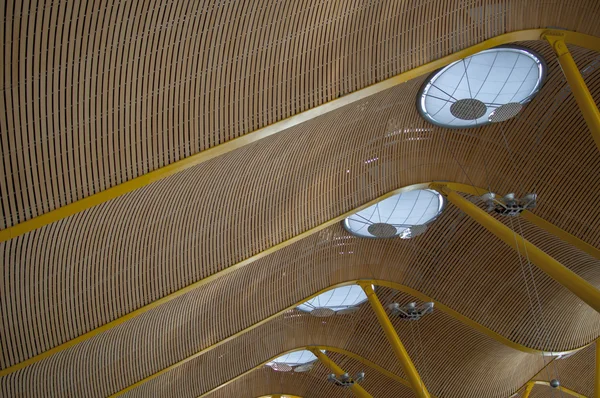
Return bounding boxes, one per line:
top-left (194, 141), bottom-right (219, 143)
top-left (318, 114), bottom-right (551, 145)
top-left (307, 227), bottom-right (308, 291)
top-left (204, 355), bottom-right (416, 398)
top-left (1, 0), bottom-right (600, 229)
top-left (2, 40), bottom-right (600, 377)
top-left (0, 271), bottom-right (575, 397)
top-left (118, 288), bottom-right (546, 398)
top-left (1, 6), bottom-right (600, 398)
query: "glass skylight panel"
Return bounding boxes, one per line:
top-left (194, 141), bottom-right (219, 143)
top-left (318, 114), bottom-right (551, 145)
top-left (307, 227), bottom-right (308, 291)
top-left (417, 45), bottom-right (546, 128)
top-left (296, 285), bottom-right (368, 313)
top-left (343, 189), bottom-right (444, 239)
top-left (266, 350), bottom-right (320, 367)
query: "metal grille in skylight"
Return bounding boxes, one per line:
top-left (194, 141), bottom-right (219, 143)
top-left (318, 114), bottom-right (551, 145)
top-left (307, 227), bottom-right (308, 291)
top-left (343, 189), bottom-right (444, 239)
top-left (266, 350), bottom-right (322, 372)
top-left (417, 45), bottom-right (546, 128)
top-left (296, 285), bottom-right (368, 314)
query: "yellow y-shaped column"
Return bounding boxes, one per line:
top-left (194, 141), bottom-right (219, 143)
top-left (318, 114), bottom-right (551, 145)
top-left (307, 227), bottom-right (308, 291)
top-left (543, 31), bottom-right (600, 151)
top-left (432, 184), bottom-right (600, 314)
top-left (309, 348), bottom-right (373, 398)
top-left (361, 284), bottom-right (431, 398)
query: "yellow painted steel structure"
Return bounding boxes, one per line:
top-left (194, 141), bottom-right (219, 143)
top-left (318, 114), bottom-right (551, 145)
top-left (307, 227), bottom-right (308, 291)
top-left (0, 180), bottom-right (600, 377)
top-left (194, 346), bottom-right (409, 398)
top-left (543, 31), bottom-right (600, 151)
top-left (2, 181), bottom-right (594, 379)
top-left (522, 382), bottom-right (535, 398)
top-left (431, 183), bottom-right (600, 314)
top-left (522, 381), bottom-right (588, 398)
top-left (106, 278), bottom-right (541, 397)
top-left (309, 348), bottom-right (373, 398)
top-left (2, 28), bottom-right (600, 244)
top-left (422, 182), bottom-right (600, 260)
top-left (361, 284), bottom-right (431, 398)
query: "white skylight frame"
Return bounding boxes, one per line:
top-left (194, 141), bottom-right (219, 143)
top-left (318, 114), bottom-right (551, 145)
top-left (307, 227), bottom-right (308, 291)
top-left (343, 189), bottom-right (445, 239)
top-left (417, 45), bottom-right (546, 128)
top-left (296, 285), bottom-right (369, 313)
top-left (265, 350), bottom-right (324, 368)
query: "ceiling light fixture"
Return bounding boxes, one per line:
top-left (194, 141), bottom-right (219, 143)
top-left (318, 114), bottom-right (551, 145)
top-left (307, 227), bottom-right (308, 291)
top-left (417, 45), bottom-right (546, 128)
top-left (328, 371), bottom-right (365, 387)
top-left (479, 192), bottom-right (537, 216)
top-left (388, 302), bottom-right (434, 321)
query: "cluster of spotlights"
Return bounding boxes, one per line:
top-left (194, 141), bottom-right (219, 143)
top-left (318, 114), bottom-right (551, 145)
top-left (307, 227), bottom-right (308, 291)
top-left (327, 371), bottom-right (365, 387)
top-left (388, 302), bottom-right (434, 321)
top-left (480, 192), bottom-right (537, 217)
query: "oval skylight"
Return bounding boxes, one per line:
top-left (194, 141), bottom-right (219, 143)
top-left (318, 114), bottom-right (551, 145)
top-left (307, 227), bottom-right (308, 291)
top-left (417, 45), bottom-right (546, 128)
top-left (296, 285), bottom-right (368, 314)
top-left (343, 189), bottom-right (444, 239)
top-left (266, 350), bottom-right (321, 372)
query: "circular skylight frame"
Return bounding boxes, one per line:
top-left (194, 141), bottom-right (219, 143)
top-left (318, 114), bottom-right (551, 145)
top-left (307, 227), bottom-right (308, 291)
top-left (343, 189), bottom-right (446, 239)
top-left (417, 45), bottom-right (547, 129)
top-left (296, 285), bottom-right (371, 314)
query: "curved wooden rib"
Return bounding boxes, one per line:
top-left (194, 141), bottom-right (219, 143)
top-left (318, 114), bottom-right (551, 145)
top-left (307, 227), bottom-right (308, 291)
top-left (105, 279), bottom-right (550, 397)
top-left (3, 178), bottom-right (596, 378)
top-left (195, 346), bottom-right (415, 398)
top-left (2, 29), bottom-right (600, 243)
top-left (118, 288), bottom-right (550, 398)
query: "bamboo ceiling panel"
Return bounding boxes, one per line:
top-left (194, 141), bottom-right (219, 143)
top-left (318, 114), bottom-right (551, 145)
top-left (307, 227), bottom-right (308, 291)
top-left (3, 0), bottom-right (600, 228)
top-left (1, 45), bottom-right (600, 398)
top-left (203, 355), bottom-right (416, 398)
top-left (2, 41), bottom-right (600, 374)
top-left (119, 288), bottom-right (546, 398)
top-left (2, 214), bottom-right (597, 396)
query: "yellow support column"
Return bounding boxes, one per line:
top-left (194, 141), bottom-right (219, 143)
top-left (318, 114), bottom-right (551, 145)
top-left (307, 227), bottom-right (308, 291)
top-left (361, 284), bottom-right (431, 398)
top-left (433, 184), bottom-right (600, 314)
top-left (522, 382), bottom-right (534, 398)
top-left (596, 338), bottom-right (600, 398)
top-left (308, 348), bottom-right (373, 398)
top-left (543, 31), bottom-right (600, 151)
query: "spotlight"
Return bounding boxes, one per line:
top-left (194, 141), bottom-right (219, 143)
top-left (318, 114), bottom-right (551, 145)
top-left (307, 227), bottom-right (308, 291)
top-left (327, 371), bottom-right (365, 387)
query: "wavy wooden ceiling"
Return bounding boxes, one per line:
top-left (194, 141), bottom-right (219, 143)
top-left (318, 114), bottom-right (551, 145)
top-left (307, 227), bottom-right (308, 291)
top-left (2, 0), bottom-right (600, 397)
top-left (119, 288), bottom-right (546, 398)
top-left (204, 354), bottom-right (416, 398)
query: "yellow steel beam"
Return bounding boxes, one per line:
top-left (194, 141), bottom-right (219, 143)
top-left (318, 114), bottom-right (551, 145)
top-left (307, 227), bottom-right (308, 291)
top-left (195, 346), bottom-right (410, 398)
top-left (106, 278), bottom-right (550, 397)
top-left (532, 381), bottom-right (588, 398)
top-left (361, 284), bottom-right (431, 398)
top-left (309, 348), bottom-right (373, 398)
top-left (434, 182), bottom-right (600, 261)
top-left (522, 382), bottom-right (535, 398)
top-left (543, 31), bottom-right (600, 151)
top-left (3, 181), bottom-right (593, 377)
top-left (3, 29), bottom-right (600, 243)
top-left (596, 338), bottom-right (600, 398)
top-left (432, 184), bottom-right (600, 313)
top-left (520, 211), bottom-right (600, 260)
